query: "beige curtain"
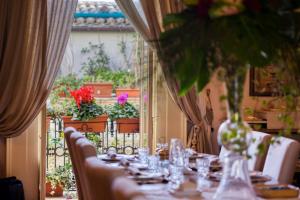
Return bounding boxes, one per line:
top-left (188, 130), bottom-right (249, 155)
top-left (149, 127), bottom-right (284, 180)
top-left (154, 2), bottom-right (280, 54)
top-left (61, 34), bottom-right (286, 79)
top-left (0, 0), bottom-right (77, 137)
top-left (116, 0), bottom-right (213, 153)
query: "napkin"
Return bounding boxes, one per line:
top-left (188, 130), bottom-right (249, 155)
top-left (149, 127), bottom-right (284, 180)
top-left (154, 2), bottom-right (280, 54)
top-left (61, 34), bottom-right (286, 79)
top-left (127, 167), bottom-right (142, 176)
top-left (120, 158), bottom-right (130, 167)
top-left (107, 151), bottom-right (117, 159)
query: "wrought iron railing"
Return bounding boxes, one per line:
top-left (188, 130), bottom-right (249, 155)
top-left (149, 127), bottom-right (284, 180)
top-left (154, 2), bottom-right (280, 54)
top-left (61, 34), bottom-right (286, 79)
top-left (46, 117), bottom-right (140, 192)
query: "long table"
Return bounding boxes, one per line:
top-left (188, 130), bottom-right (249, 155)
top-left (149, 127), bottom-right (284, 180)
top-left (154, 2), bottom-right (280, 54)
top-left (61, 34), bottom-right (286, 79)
top-left (98, 154), bottom-right (300, 200)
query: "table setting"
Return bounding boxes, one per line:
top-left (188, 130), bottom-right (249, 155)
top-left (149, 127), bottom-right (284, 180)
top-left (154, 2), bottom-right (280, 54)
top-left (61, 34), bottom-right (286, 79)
top-left (96, 137), bottom-right (300, 200)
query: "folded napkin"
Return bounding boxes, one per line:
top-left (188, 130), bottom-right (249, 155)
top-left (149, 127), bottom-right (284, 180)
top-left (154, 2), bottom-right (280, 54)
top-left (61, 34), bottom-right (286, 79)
top-left (107, 151), bottom-right (117, 159)
top-left (127, 167), bottom-right (142, 176)
top-left (120, 158), bottom-right (130, 167)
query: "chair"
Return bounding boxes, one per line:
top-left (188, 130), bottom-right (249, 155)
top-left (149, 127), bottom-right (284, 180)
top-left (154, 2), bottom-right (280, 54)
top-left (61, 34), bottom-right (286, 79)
top-left (263, 137), bottom-right (300, 184)
top-left (64, 127), bottom-right (84, 200)
top-left (219, 125), bottom-right (271, 171)
top-left (85, 157), bottom-right (124, 200)
top-left (112, 177), bottom-right (146, 200)
top-left (75, 137), bottom-right (98, 200)
top-left (247, 131), bottom-right (272, 171)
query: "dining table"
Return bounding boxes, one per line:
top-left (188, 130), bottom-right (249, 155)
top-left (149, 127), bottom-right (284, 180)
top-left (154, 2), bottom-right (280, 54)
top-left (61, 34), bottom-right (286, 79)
top-left (98, 153), bottom-right (300, 200)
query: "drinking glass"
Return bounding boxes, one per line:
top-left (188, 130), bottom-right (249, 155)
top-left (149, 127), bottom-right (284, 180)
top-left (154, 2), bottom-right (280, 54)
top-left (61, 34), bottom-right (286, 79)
top-left (169, 138), bottom-right (184, 167)
top-left (157, 137), bottom-right (166, 149)
top-left (138, 147), bottom-right (149, 164)
top-left (148, 155), bottom-right (159, 172)
top-left (184, 148), bottom-right (194, 168)
top-left (196, 157), bottom-right (210, 177)
top-left (168, 138), bottom-right (185, 188)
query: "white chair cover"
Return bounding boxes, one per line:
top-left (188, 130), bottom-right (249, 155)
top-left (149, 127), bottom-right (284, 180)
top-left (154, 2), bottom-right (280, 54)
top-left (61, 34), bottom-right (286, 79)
top-left (263, 137), bottom-right (300, 184)
top-left (247, 131), bottom-right (272, 171)
top-left (219, 124), bottom-right (271, 171)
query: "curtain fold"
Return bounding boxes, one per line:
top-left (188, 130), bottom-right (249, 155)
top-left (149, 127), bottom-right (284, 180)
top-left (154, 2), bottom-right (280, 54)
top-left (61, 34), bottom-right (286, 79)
top-left (0, 0), bottom-right (77, 137)
top-left (116, 0), bottom-right (213, 153)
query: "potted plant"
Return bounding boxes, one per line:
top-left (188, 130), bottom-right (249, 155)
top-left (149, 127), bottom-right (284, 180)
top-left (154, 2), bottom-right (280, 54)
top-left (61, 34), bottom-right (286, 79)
top-left (81, 42), bottom-right (114, 98)
top-left (83, 81), bottom-right (113, 98)
top-left (115, 88), bottom-right (140, 98)
top-left (62, 86), bottom-right (108, 132)
top-left (107, 93), bottom-right (139, 133)
top-left (46, 163), bottom-right (72, 197)
top-left (52, 73), bottom-right (83, 98)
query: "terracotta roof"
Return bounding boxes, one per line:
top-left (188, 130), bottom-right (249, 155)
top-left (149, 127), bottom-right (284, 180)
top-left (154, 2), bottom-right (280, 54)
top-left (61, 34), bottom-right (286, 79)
top-left (73, 1), bottom-right (134, 31)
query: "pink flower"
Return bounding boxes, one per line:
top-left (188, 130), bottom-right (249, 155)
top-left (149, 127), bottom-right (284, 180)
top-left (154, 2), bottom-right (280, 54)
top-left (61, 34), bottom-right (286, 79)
top-left (143, 94), bottom-right (148, 102)
top-left (117, 93), bottom-right (128, 106)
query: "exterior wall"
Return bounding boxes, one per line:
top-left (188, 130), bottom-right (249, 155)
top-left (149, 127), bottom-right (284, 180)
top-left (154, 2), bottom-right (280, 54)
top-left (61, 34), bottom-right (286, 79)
top-left (60, 31), bottom-right (136, 76)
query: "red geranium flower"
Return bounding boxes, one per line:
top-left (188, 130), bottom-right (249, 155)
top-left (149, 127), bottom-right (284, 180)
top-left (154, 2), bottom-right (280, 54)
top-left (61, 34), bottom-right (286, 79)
top-left (70, 86), bottom-right (94, 108)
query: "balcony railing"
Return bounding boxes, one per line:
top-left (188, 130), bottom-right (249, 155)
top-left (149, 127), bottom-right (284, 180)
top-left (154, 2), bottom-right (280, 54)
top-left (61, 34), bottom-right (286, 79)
top-left (46, 117), bottom-right (140, 192)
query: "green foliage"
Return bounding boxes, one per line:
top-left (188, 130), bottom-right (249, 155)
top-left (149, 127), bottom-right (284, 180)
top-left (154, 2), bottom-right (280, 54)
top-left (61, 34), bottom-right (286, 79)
top-left (70, 101), bottom-right (105, 121)
top-left (52, 74), bottom-right (83, 99)
top-left (81, 42), bottom-right (110, 81)
top-left (118, 40), bottom-right (131, 70)
top-left (106, 102), bottom-right (139, 121)
top-left (85, 68), bottom-right (135, 90)
top-left (81, 41), bottom-right (136, 89)
top-left (46, 163), bottom-right (73, 191)
top-left (47, 98), bottom-right (73, 119)
top-left (220, 114), bottom-right (252, 156)
top-left (159, 4), bottom-right (300, 95)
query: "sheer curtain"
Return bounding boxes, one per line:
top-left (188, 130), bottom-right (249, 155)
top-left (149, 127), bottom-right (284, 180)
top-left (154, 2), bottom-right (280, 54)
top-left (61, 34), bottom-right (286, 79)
top-left (0, 0), bottom-right (77, 138)
top-left (116, 0), bottom-right (213, 153)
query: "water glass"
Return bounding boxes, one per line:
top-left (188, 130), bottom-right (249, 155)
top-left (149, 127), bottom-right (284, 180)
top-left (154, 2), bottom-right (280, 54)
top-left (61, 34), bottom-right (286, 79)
top-left (169, 138), bottom-right (184, 167)
top-left (196, 157), bottom-right (210, 177)
top-left (159, 160), bottom-right (170, 176)
top-left (168, 164), bottom-right (184, 191)
top-left (184, 148), bottom-right (193, 168)
top-left (148, 155), bottom-right (159, 172)
top-left (138, 147), bottom-right (149, 164)
top-left (157, 137), bottom-right (166, 149)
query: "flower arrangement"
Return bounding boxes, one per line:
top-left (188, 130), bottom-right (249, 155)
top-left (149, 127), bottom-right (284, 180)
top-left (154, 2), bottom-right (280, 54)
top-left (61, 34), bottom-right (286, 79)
top-left (69, 86), bottom-right (104, 121)
top-left (107, 93), bottom-right (139, 121)
top-left (160, 0), bottom-right (300, 151)
top-left (159, 1), bottom-right (300, 198)
top-left (160, 0), bottom-right (300, 95)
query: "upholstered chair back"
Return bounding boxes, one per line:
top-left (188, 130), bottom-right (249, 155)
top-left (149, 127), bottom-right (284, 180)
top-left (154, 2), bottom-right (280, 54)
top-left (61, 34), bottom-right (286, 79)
top-left (247, 131), bottom-right (272, 171)
top-left (112, 177), bottom-right (146, 200)
top-left (219, 128), bottom-right (272, 171)
top-left (64, 127), bottom-right (84, 200)
top-left (85, 156), bottom-right (124, 200)
top-left (75, 138), bottom-right (97, 199)
top-left (263, 137), bottom-right (300, 184)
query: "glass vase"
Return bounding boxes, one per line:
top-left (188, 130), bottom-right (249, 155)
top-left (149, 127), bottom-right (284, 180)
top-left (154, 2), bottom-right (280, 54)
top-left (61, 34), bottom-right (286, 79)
top-left (214, 112), bottom-right (256, 200)
top-left (214, 152), bottom-right (256, 200)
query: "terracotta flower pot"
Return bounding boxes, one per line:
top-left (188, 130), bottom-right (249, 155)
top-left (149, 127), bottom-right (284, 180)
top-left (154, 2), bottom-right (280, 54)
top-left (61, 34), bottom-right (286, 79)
top-left (83, 83), bottom-right (113, 98)
top-left (116, 118), bottom-right (139, 133)
top-left (46, 182), bottom-right (64, 197)
top-left (62, 115), bottom-right (108, 132)
top-left (115, 88), bottom-right (140, 98)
